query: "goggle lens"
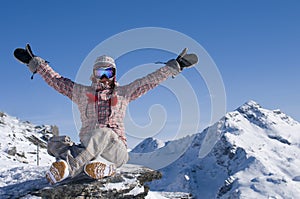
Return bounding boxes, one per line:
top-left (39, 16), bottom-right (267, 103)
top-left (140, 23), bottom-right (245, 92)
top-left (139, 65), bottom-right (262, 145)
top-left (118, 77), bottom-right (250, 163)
top-left (94, 67), bottom-right (115, 79)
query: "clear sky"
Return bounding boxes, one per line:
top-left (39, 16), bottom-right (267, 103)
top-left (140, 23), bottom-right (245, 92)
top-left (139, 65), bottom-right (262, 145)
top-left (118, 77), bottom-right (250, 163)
top-left (1, 0), bottom-right (299, 148)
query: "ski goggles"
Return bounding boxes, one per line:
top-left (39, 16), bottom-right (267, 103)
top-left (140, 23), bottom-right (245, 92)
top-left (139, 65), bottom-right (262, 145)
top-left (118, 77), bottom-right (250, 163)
top-left (93, 67), bottom-right (115, 79)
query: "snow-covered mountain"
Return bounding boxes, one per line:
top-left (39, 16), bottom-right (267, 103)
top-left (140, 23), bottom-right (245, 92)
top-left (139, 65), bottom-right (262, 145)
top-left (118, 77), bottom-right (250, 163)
top-left (131, 137), bottom-right (166, 153)
top-left (0, 112), bottom-right (55, 168)
top-left (1, 100), bottom-right (300, 198)
top-left (130, 100), bottom-right (300, 198)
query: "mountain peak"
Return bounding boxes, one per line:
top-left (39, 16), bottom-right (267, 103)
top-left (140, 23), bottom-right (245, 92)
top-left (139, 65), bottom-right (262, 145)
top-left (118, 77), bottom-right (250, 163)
top-left (131, 137), bottom-right (165, 153)
top-left (233, 100), bottom-right (299, 130)
top-left (237, 100), bottom-right (261, 112)
top-left (132, 101), bottom-right (300, 198)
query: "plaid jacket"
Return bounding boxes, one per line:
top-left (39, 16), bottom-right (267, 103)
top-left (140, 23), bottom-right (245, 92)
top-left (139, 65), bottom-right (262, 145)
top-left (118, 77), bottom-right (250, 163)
top-left (37, 61), bottom-right (179, 147)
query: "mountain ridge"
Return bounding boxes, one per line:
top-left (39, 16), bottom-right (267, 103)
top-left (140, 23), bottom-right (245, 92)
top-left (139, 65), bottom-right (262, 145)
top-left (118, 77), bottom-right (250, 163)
top-left (130, 100), bottom-right (300, 198)
top-left (1, 100), bottom-right (300, 198)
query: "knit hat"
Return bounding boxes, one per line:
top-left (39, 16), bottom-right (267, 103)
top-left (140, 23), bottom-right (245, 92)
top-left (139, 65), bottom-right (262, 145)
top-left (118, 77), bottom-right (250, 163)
top-left (93, 55), bottom-right (116, 69)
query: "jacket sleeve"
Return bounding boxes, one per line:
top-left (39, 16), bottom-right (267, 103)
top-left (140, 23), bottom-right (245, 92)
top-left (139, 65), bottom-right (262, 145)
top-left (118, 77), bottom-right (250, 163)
top-left (123, 65), bottom-right (180, 102)
top-left (36, 60), bottom-right (81, 104)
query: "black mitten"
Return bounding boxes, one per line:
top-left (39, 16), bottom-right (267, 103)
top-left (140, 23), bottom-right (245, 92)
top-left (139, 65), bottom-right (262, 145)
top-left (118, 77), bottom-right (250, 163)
top-left (14, 44), bottom-right (47, 79)
top-left (14, 44), bottom-right (35, 65)
top-left (176, 48), bottom-right (198, 70)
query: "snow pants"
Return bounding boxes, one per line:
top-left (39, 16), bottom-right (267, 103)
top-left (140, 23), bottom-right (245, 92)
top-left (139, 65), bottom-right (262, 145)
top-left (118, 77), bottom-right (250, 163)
top-left (47, 128), bottom-right (129, 177)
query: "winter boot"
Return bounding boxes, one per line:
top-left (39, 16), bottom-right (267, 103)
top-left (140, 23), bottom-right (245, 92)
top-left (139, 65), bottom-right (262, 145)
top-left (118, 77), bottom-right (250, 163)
top-left (45, 160), bottom-right (70, 184)
top-left (84, 161), bottom-right (116, 179)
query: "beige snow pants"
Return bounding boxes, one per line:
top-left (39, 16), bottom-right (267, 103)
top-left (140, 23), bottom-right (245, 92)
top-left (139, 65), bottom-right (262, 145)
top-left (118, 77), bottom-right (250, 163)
top-left (47, 128), bottom-right (128, 177)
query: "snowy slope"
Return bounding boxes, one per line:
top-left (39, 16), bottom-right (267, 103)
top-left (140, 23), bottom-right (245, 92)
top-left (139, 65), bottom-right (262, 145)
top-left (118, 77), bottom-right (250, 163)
top-left (0, 112), bottom-right (55, 194)
top-left (131, 100), bottom-right (300, 198)
top-left (0, 112), bottom-right (190, 199)
top-left (131, 137), bottom-right (166, 153)
top-left (0, 112), bottom-right (55, 169)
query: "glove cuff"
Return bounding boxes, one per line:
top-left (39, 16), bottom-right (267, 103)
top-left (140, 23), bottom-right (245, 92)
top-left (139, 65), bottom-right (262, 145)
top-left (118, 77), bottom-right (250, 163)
top-left (28, 57), bottom-right (46, 73)
top-left (166, 59), bottom-right (181, 76)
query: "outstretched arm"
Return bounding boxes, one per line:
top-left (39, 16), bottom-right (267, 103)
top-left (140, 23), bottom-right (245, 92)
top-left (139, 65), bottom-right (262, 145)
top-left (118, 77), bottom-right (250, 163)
top-left (34, 58), bottom-right (76, 101)
top-left (123, 48), bottom-right (198, 102)
top-left (124, 62), bottom-right (180, 102)
top-left (14, 44), bottom-right (80, 103)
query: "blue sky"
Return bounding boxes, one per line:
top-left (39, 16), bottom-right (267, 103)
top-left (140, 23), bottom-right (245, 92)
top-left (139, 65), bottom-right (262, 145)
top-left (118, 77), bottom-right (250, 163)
top-left (1, 1), bottom-right (299, 148)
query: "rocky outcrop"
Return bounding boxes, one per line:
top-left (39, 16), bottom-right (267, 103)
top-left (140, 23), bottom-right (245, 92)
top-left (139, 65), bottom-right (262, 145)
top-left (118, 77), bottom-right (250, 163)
top-left (30, 164), bottom-right (162, 199)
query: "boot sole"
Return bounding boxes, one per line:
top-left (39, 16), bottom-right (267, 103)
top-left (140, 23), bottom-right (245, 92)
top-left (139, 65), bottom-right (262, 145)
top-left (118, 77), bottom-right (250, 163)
top-left (84, 162), bottom-right (116, 179)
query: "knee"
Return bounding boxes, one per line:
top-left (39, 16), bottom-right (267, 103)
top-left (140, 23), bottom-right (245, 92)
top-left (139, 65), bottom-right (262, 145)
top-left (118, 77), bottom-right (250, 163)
top-left (80, 128), bottom-right (111, 147)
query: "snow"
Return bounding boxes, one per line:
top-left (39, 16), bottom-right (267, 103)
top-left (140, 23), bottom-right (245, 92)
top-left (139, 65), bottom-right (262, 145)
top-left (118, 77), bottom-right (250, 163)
top-left (146, 191), bottom-right (169, 199)
top-left (0, 112), bottom-right (187, 198)
top-left (128, 135), bottom-right (195, 169)
top-left (102, 174), bottom-right (137, 191)
top-left (149, 191), bottom-right (192, 199)
top-left (130, 100), bottom-right (300, 198)
top-left (124, 185), bottom-right (145, 196)
top-left (184, 175), bottom-right (190, 181)
top-left (1, 100), bottom-right (300, 198)
top-left (0, 112), bottom-right (56, 198)
top-left (0, 112), bottom-right (55, 167)
top-left (0, 165), bottom-right (50, 198)
top-left (130, 137), bottom-right (166, 153)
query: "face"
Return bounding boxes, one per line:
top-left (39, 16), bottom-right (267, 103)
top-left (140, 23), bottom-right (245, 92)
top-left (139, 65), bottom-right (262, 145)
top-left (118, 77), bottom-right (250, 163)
top-left (98, 76), bottom-right (114, 86)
